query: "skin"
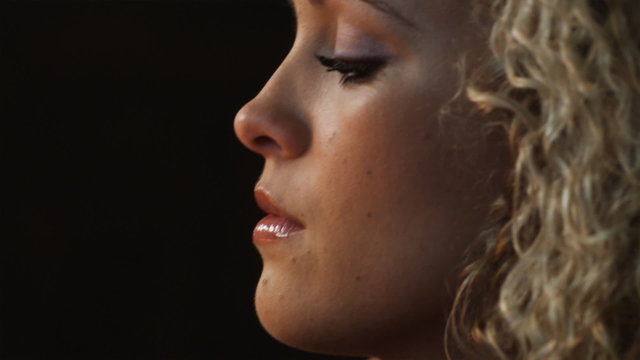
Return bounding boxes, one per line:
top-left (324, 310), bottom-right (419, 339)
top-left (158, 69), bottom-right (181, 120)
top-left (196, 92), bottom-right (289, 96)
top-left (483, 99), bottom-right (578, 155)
top-left (234, 0), bottom-right (509, 359)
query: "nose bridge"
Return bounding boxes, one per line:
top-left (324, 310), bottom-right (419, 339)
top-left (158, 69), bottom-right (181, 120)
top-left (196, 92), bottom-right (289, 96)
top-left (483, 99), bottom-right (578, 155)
top-left (233, 55), bottom-right (311, 160)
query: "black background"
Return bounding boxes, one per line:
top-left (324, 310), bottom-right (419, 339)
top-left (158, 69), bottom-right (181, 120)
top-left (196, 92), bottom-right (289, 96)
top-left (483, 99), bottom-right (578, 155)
top-left (1, 1), bottom-right (362, 359)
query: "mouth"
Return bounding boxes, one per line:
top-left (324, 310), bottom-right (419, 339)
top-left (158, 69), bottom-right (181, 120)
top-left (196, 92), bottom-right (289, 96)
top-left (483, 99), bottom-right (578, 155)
top-left (253, 189), bottom-right (305, 245)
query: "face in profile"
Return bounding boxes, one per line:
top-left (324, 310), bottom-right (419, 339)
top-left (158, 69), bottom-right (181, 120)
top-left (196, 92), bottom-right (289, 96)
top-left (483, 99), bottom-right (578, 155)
top-left (234, 0), bottom-right (509, 358)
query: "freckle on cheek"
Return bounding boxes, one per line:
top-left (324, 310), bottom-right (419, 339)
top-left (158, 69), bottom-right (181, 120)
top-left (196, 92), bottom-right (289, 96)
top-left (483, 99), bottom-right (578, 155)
top-left (290, 256), bottom-right (297, 264)
top-left (366, 169), bottom-right (373, 176)
top-left (423, 131), bottom-right (433, 141)
top-left (366, 212), bottom-right (373, 219)
top-left (261, 278), bottom-right (270, 287)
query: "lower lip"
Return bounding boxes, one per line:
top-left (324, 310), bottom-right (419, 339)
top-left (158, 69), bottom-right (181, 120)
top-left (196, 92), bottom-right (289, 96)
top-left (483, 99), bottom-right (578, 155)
top-left (253, 214), bottom-right (304, 245)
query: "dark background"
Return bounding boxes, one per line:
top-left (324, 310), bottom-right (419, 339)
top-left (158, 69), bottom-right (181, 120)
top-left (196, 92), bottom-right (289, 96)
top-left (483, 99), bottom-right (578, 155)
top-left (1, 1), bottom-right (362, 359)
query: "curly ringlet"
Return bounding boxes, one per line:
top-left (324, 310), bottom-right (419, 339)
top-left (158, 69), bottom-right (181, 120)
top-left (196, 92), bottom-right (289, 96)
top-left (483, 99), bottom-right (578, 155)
top-left (447, 0), bottom-right (640, 359)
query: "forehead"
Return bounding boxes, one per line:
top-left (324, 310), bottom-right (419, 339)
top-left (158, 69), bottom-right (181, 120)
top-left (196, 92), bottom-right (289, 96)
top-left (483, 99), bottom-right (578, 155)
top-left (290, 0), bottom-right (474, 32)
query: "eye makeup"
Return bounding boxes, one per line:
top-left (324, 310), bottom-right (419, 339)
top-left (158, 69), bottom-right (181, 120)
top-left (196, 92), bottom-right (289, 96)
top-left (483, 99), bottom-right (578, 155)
top-left (315, 54), bottom-right (387, 84)
top-left (333, 19), bottom-right (394, 59)
top-left (315, 20), bottom-right (392, 86)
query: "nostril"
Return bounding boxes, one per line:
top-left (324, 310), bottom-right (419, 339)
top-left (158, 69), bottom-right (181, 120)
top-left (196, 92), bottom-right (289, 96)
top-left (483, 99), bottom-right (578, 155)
top-left (254, 136), bottom-right (272, 146)
top-left (254, 135), bottom-right (282, 153)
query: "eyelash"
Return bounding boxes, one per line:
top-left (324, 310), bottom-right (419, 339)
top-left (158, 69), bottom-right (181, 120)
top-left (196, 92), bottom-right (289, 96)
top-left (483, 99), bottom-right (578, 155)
top-left (315, 54), bottom-right (387, 85)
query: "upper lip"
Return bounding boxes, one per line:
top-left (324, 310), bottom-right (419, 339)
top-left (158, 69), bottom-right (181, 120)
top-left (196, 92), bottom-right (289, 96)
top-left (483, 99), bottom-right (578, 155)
top-left (254, 188), bottom-right (304, 227)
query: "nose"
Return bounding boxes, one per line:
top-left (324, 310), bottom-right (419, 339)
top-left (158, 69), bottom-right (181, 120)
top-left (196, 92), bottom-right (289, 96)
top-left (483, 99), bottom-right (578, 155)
top-left (234, 80), bottom-right (311, 160)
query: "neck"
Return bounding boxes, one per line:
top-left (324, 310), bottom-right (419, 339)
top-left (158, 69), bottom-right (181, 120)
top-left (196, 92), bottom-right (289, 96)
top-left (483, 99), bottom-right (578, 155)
top-left (367, 323), bottom-right (454, 360)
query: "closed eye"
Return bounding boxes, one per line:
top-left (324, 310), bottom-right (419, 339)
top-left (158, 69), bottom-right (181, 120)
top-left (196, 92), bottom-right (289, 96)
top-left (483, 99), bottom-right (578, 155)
top-left (315, 54), bottom-right (387, 85)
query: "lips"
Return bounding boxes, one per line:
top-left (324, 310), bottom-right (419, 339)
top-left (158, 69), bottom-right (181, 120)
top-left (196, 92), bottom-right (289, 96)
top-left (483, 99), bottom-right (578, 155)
top-left (253, 189), bottom-right (304, 244)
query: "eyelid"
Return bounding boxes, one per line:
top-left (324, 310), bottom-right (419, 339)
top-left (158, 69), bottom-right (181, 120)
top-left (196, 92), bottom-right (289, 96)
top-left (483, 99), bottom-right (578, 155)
top-left (315, 54), bottom-right (388, 85)
top-left (334, 20), bottom-right (393, 59)
top-left (315, 54), bottom-right (388, 67)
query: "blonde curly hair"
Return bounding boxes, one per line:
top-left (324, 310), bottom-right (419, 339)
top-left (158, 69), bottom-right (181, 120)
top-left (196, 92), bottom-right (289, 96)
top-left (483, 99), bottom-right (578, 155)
top-left (449, 0), bottom-right (640, 359)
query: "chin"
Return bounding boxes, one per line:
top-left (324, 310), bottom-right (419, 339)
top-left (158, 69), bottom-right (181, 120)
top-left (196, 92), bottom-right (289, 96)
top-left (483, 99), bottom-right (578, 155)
top-left (254, 282), bottom-right (330, 352)
top-left (254, 279), bottom-right (378, 357)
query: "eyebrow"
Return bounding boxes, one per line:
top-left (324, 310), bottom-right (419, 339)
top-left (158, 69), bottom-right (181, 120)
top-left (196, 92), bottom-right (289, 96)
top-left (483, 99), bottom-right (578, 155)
top-left (287, 0), bottom-right (416, 29)
top-left (358, 0), bottom-right (416, 28)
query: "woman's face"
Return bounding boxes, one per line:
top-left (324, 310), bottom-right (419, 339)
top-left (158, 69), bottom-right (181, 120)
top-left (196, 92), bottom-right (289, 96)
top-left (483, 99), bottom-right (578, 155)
top-left (234, 0), bottom-right (507, 358)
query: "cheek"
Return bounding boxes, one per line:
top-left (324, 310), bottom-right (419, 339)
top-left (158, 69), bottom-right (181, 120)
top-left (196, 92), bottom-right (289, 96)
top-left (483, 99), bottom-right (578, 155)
top-left (311, 84), bottom-right (446, 228)
top-left (306, 89), bottom-right (461, 289)
top-left (306, 77), bottom-right (496, 291)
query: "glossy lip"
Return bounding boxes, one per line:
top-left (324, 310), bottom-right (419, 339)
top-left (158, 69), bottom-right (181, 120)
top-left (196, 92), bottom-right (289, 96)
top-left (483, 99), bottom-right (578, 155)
top-left (253, 188), bottom-right (305, 244)
top-left (254, 188), bottom-right (304, 225)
